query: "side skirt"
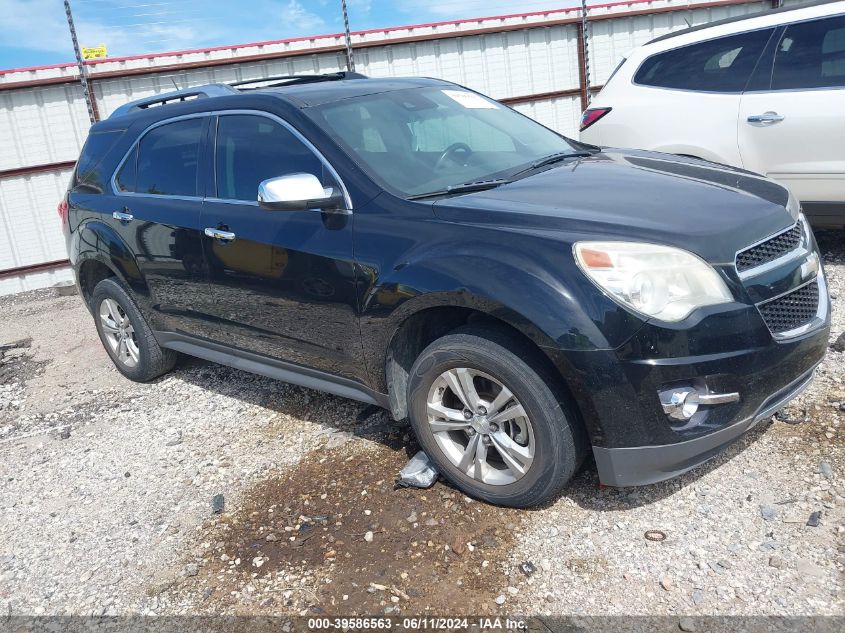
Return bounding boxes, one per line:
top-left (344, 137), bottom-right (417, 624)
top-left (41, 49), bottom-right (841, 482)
top-left (155, 332), bottom-right (390, 409)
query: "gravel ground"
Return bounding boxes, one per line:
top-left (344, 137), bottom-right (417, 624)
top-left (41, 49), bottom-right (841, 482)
top-left (0, 230), bottom-right (843, 620)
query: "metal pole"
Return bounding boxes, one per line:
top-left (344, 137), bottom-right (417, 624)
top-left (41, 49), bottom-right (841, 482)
top-left (341, 0), bottom-right (355, 72)
top-left (580, 0), bottom-right (592, 106)
top-left (64, 0), bottom-right (97, 123)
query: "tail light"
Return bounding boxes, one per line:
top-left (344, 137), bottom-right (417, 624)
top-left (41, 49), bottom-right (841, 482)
top-left (579, 107), bottom-right (612, 131)
top-left (57, 196), bottom-right (69, 227)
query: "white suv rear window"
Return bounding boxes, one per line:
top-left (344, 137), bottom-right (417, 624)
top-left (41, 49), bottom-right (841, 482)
top-left (634, 28), bottom-right (774, 92)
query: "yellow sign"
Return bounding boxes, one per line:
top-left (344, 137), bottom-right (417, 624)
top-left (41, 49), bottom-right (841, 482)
top-left (82, 44), bottom-right (108, 60)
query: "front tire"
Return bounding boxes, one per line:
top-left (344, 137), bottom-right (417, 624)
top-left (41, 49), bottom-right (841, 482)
top-left (407, 325), bottom-right (586, 508)
top-left (91, 278), bottom-right (177, 382)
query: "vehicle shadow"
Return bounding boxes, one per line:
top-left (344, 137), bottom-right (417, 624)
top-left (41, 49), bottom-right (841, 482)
top-left (169, 354), bottom-right (415, 450)
top-left (168, 354), bottom-right (774, 512)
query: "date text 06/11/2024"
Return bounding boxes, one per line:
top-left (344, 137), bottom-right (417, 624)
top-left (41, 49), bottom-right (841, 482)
top-left (306, 617), bottom-right (528, 630)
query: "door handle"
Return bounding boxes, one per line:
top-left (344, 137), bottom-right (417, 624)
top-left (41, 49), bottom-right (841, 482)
top-left (112, 210), bottom-right (134, 222)
top-left (204, 227), bottom-right (236, 242)
top-left (747, 111), bottom-right (784, 124)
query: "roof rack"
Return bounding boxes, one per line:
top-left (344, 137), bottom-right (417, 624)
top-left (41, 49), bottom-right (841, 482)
top-left (231, 71), bottom-right (368, 90)
top-left (107, 72), bottom-right (369, 119)
top-left (109, 84), bottom-right (237, 118)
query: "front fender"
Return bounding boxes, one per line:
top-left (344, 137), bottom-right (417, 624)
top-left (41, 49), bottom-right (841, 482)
top-left (359, 247), bottom-right (644, 391)
top-left (360, 250), bottom-right (647, 443)
top-left (367, 253), bottom-right (609, 350)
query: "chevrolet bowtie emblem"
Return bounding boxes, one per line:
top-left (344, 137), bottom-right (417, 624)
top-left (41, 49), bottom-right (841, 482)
top-left (800, 253), bottom-right (820, 282)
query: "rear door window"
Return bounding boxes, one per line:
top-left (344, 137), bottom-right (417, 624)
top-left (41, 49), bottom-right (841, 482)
top-left (771, 16), bottom-right (845, 89)
top-left (131, 118), bottom-right (204, 196)
top-left (635, 28), bottom-right (774, 92)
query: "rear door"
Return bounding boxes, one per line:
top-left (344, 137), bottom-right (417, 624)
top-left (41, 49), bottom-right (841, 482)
top-left (739, 15), bottom-right (845, 215)
top-left (197, 112), bottom-right (364, 381)
top-left (620, 27), bottom-right (775, 164)
top-left (112, 115), bottom-right (209, 331)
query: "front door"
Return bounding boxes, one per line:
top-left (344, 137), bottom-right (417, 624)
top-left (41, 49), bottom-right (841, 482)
top-left (198, 112), bottom-right (364, 381)
top-left (739, 15), bottom-right (845, 216)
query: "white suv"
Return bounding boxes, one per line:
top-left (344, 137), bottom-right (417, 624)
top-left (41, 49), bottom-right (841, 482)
top-left (580, 0), bottom-right (845, 228)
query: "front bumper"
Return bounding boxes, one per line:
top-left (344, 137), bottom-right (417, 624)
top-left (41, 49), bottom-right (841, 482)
top-left (593, 363), bottom-right (818, 486)
top-left (548, 272), bottom-right (830, 487)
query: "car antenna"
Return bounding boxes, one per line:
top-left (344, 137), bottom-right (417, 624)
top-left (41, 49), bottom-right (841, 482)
top-left (170, 77), bottom-right (180, 90)
top-left (683, 18), bottom-right (692, 27)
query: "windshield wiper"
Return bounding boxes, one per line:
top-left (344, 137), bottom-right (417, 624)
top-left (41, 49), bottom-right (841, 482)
top-left (407, 178), bottom-right (510, 200)
top-left (509, 150), bottom-right (595, 178)
top-left (533, 151), bottom-right (594, 169)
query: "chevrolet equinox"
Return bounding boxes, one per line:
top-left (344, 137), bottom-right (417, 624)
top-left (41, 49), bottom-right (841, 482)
top-left (62, 72), bottom-right (830, 507)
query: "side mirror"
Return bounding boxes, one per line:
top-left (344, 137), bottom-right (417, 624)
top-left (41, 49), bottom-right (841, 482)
top-left (257, 173), bottom-right (345, 212)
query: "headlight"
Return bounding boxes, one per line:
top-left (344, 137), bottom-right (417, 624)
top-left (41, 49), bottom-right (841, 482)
top-left (574, 242), bottom-right (733, 322)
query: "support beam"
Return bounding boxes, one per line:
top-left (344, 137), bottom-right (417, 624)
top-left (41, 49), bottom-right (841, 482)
top-left (0, 259), bottom-right (70, 278)
top-left (0, 160), bottom-right (76, 179)
top-left (576, 22), bottom-right (590, 112)
top-left (63, 0), bottom-right (98, 123)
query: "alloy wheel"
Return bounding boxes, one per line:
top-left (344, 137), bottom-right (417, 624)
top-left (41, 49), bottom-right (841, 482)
top-left (426, 367), bottom-right (534, 485)
top-left (99, 298), bottom-right (140, 368)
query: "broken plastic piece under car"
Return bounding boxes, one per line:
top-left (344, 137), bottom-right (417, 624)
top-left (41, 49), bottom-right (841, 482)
top-left (395, 450), bottom-right (439, 489)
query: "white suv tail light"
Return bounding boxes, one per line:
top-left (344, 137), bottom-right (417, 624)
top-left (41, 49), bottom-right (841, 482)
top-left (580, 107), bottom-right (612, 131)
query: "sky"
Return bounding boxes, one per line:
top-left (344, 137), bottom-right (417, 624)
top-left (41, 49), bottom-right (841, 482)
top-left (0, 0), bottom-right (585, 72)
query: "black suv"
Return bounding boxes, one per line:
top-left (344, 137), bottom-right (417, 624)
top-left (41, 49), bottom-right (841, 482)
top-left (63, 72), bottom-right (830, 507)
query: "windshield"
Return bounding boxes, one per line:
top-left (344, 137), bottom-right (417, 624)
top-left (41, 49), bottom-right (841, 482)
top-left (308, 86), bottom-right (577, 197)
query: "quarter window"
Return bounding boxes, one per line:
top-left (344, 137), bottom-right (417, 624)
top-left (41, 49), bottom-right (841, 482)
top-left (772, 16), bottom-right (845, 89)
top-left (75, 130), bottom-right (123, 191)
top-left (131, 118), bottom-right (203, 196)
top-left (214, 115), bottom-right (328, 201)
top-left (634, 28), bottom-right (774, 92)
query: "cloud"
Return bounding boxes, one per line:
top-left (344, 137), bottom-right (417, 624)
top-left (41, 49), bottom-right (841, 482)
top-left (348, 0), bottom-right (373, 15)
top-left (396, 0), bottom-right (581, 19)
top-left (279, 0), bottom-right (326, 33)
top-left (0, 0), bottom-right (87, 54)
top-left (0, 0), bottom-right (204, 58)
top-left (1, 0), bottom-right (570, 69)
top-left (0, 0), bottom-right (334, 62)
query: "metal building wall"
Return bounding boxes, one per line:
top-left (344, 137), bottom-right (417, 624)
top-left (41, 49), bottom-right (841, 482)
top-left (0, 0), bottom-right (786, 295)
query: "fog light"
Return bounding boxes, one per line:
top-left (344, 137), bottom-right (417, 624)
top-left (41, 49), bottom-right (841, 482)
top-left (660, 388), bottom-right (740, 421)
top-left (663, 390), bottom-right (699, 421)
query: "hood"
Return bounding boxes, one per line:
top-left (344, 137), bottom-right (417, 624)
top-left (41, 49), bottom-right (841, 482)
top-left (433, 149), bottom-right (796, 265)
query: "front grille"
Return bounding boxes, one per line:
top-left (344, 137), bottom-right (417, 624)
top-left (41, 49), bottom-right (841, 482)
top-left (736, 222), bottom-right (803, 273)
top-left (758, 281), bottom-right (819, 334)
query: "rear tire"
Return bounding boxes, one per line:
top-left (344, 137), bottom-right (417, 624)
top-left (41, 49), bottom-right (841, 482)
top-left (91, 278), bottom-right (177, 382)
top-left (407, 325), bottom-right (586, 508)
